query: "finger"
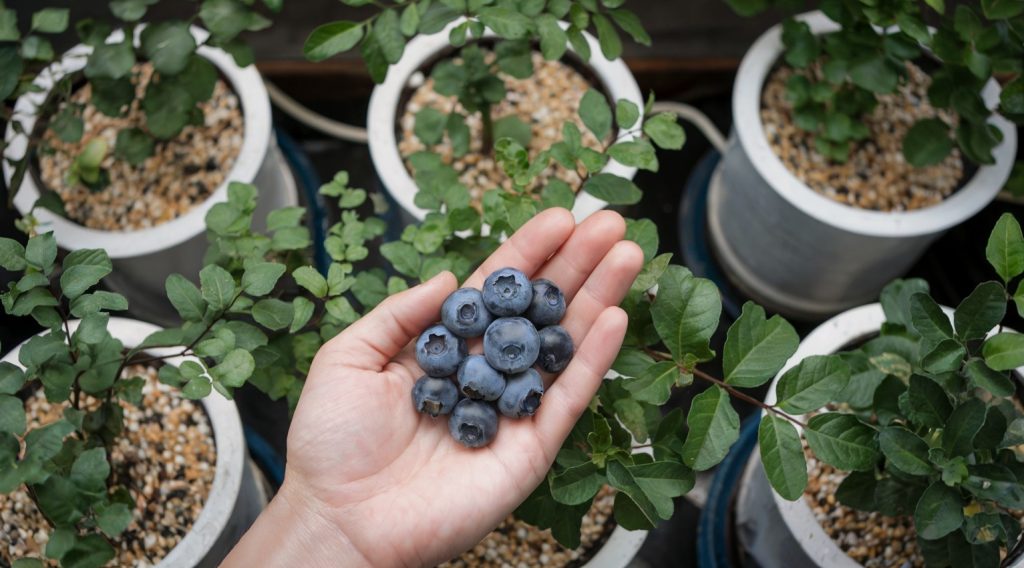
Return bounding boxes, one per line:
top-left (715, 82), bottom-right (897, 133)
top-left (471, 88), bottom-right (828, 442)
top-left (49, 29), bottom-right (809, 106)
top-left (534, 307), bottom-right (629, 450)
top-left (462, 208), bottom-right (575, 289)
top-left (559, 240), bottom-right (644, 342)
top-left (531, 210), bottom-right (626, 302)
top-left (317, 271), bottom-right (458, 373)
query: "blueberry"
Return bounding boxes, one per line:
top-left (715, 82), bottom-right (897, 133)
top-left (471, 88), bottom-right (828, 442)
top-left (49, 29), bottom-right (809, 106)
top-left (457, 355), bottom-right (506, 401)
top-left (483, 317), bottom-right (540, 374)
top-left (411, 376), bottom-right (459, 417)
top-left (498, 368), bottom-right (544, 418)
top-left (448, 399), bottom-right (499, 448)
top-left (525, 279), bottom-right (566, 327)
top-left (482, 267), bottom-right (533, 316)
top-left (538, 325), bottom-right (574, 373)
top-left (415, 324), bottom-right (467, 377)
top-left (441, 288), bottom-right (494, 338)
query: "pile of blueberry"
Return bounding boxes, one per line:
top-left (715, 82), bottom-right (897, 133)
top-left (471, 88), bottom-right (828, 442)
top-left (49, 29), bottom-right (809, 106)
top-left (411, 267), bottom-right (575, 448)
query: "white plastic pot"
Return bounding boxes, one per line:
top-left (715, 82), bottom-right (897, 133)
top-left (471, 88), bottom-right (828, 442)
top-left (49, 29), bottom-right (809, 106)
top-left (1, 317), bottom-right (266, 567)
top-left (2, 27), bottom-right (297, 327)
top-left (736, 303), bottom-right (1024, 567)
top-left (584, 522), bottom-right (647, 568)
top-left (708, 11), bottom-right (1017, 320)
top-left (367, 19), bottom-right (644, 224)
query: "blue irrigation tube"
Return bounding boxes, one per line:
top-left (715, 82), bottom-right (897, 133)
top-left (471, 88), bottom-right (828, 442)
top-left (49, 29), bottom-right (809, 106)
top-left (244, 426), bottom-right (285, 488)
top-left (275, 128), bottom-right (330, 274)
top-left (697, 414), bottom-right (761, 568)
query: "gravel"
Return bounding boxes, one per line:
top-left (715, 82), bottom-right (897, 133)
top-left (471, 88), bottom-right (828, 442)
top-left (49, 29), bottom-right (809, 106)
top-left (38, 63), bottom-right (244, 231)
top-left (761, 61), bottom-right (964, 212)
top-left (0, 364), bottom-right (216, 566)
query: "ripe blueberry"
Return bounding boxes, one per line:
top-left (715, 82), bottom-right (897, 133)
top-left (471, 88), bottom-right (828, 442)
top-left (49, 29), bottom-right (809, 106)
top-left (411, 376), bottom-right (459, 417)
top-left (415, 324), bottom-right (467, 377)
top-left (498, 368), bottom-right (544, 418)
top-left (537, 325), bottom-right (574, 373)
top-left (525, 279), bottom-right (566, 327)
top-left (449, 399), bottom-right (499, 448)
top-left (482, 267), bottom-right (533, 316)
top-left (457, 355), bottom-right (506, 401)
top-left (441, 288), bottom-right (494, 338)
top-left (483, 317), bottom-right (540, 374)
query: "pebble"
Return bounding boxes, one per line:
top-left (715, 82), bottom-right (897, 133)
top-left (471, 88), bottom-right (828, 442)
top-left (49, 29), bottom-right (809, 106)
top-left (0, 365), bottom-right (216, 566)
top-left (398, 51), bottom-right (610, 206)
top-left (441, 486), bottom-right (617, 567)
top-left (761, 62), bottom-right (964, 212)
top-left (38, 63), bottom-right (244, 230)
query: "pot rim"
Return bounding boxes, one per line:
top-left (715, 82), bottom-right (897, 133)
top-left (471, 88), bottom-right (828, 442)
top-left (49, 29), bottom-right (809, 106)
top-left (0, 317), bottom-right (245, 567)
top-left (732, 10), bottom-right (1017, 239)
top-left (584, 522), bottom-right (648, 567)
top-left (366, 18), bottom-right (643, 224)
top-left (1, 26), bottom-right (272, 259)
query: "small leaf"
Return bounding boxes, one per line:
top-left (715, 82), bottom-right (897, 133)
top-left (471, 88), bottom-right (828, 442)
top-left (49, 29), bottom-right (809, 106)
top-left (252, 298), bottom-right (293, 331)
top-left (242, 262), bottom-right (286, 296)
top-left (616, 99), bottom-right (640, 129)
top-left (623, 360), bottom-right (679, 404)
top-left (578, 89), bottom-right (612, 141)
top-left (292, 266), bottom-right (328, 298)
top-left (608, 139), bottom-right (659, 171)
top-left (643, 113), bottom-right (685, 150)
top-left (650, 266), bottom-right (721, 367)
top-left (211, 348), bottom-right (255, 388)
top-left (0, 395), bottom-right (26, 434)
top-left (140, 22), bottom-right (196, 75)
top-left (723, 302), bottom-right (799, 388)
top-left (550, 462), bottom-right (604, 506)
top-left (879, 427), bottom-right (933, 475)
top-left (758, 414), bottom-right (807, 500)
top-left (921, 338), bottom-right (966, 373)
top-left (165, 274), bottom-right (205, 321)
top-left (114, 128), bottom-right (154, 166)
top-left (985, 213), bottom-right (1024, 283)
top-left (954, 281), bottom-right (1006, 342)
top-left (31, 8), bottom-right (69, 33)
top-left (915, 482), bottom-right (964, 540)
top-left (964, 358), bottom-right (1015, 397)
top-left (909, 293), bottom-right (954, 348)
top-left (775, 355), bottom-right (850, 415)
top-left (805, 413), bottom-right (879, 471)
top-left (982, 332), bottom-right (1024, 371)
top-left (903, 118), bottom-right (954, 167)
top-left (60, 249), bottom-right (112, 300)
top-left (942, 399), bottom-right (987, 456)
top-left (680, 386), bottom-right (739, 471)
top-left (199, 264), bottom-right (236, 312)
top-left (582, 174), bottom-right (642, 205)
top-left (906, 375), bottom-right (953, 428)
top-left (477, 6), bottom-right (532, 40)
top-left (413, 107), bottom-right (446, 146)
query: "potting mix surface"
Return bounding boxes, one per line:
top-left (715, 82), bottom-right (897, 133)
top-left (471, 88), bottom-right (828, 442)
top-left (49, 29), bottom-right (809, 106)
top-left (0, 364), bottom-right (216, 566)
top-left (38, 63), bottom-right (243, 231)
top-left (399, 51), bottom-right (610, 205)
top-left (761, 61), bottom-right (965, 212)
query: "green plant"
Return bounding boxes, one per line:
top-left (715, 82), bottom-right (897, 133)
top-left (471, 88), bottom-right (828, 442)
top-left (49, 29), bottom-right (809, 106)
top-left (726, 0), bottom-right (1024, 164)
top-left (0, 0), bottom-right (280, 205)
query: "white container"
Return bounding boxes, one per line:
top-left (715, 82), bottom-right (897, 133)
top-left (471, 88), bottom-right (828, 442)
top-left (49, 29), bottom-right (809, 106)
top-left (2, 27), bottom-right (297, 326)
top-left (708, 11), bottom-right (1017, 320)
top-left (1, 317), bottom-right (266, 567)
top-left (367, 19), bottom-right (644, 224)
top-left (736, 303), bottom-right (1024, 567)
top-left (584, 522), bottom-right (647, 568)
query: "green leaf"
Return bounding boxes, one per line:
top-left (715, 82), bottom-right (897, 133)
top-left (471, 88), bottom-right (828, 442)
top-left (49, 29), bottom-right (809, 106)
top-left (906, 375), bottom-right (953, 428)
top-left (650, 266), bottom-right (721, 367)
top-left (550, 461), bottom-right (604, 505)
top-left (608, 139), bottom-right (659, 171)
top-left (593, 13), bottom-right (622, 59)
top-left (835, 470), bottom-right (877, 512)
top-left (879, 427), bottom-right (933, 475)
top-left (494, 115), bottom-right (532, 148)
top-left (643, 112), bottom-right (685, 150)
top-left (963, 464), bottom-right (1024, 508)
top-left (623, 360), bottom-right (679, 404)
top-left (579, 89), bottom-right (612, 141)
top-left (61, 533), bottom-right (114, 568)
top-left (881, 278), bottom-right (930, 328)
top-left (60, 249), bottom-right (112, 300)
top-left (21, 35), bottom-right (54, 61)
top-left (291, 266), bottom-right (327, 298)
top-left (199, 264), bottom-right (236, 312)
top-left (413, 107), bottom-right (446, 146)
top-left (199, 0), bottom-right (270, 42)
top-left (723, 302), bottom-right (799, 388)
top-left (291, 296), bottom-right (315, 332)
top-left (609, 8), bottom-right (651, 45)
top-left (140, 22), bottom-right (196, 75)
top-left (536, 14), bottom-right (567, 60)
top-left (25, 233), bottom-right (57, 271)
top-left (680, 386), bottom-right (739, 471)
top-left (252, 298), bottom-right (293, 331)
top-left (781, 18), bottom-right (819, 68)
top-left (0, 237), bottom-right (26, 271)
top-left (0, 363), bottom-right (26, 395)
top-left (165, 274), bottom-right (205, 321)
top-left (114, 128), bottom-right (154, 166)
top-left (109, 0), bottom-right (158, 22)
top-left (983, 332), bottom-right (1024, 371)
top-left (582, 174), bottom-right (642, 205)
top-left (631, 253), bottom-right (671, 294)
top-left (31, 8), bottom-right (68, 33)
top-left (758, 414), bottom-right (807, 500)
top-left (477, 6), bottom-right (532, 39)
top-left (909, 293), bottom-right (954, 347)
top-left (212, 348), bottom-right (255, 388)
top-left (985, 213), bottom-right (1024, 283)
top-left (964, 358), bottom-right (1015, 397)
top-left (400, 4), bottom-right (419, 36)
top-left (954, 281), bottom-right (1006, 342)
top-left (325, 296), bottom-right (359, 324)
top-left (850, 56), bottom-right (898, 94)
top-left (616, 99), bottom-right (640, 130)
top-left (183, 376), bottom-right (212, 399)
top-left (373, 9), bottom-right (405, 64)
top-left (84, 40), bottom-right (135, 80)
top-left (45, 527), bottom-right (76, 560)
top-left (142, 80), bottom-right (193, 139)
top-left (0, 395), bottom-right (26, 434)
top-left (380, 241), bottom-right (421, 278)
top-left (96, 502), bottom-right (132, 538)
top-left (775, 355), bottom-right (850, 415)
top-left (304, 21), bottom-right (363, 62)
top-left (624, 218), bottom-right (658, 261)
top-left (942, 399), bottom-right (987, 455)
top-left (540, 179), bottom-right (575, 211)
top-left (70, 447), bottom-right (110, 493)
top-left (242, 262), bottom-right (286, 296)
top-left (921, 338), bottom-right (966, 373)
top-left (915, 482), bottom-right (964, 540)
top-left (903, 118), bottom-right (953, 167)
top-left (805, 413), bottom-right (879, 471)
top-left (982, 0), bottom-right (1024, 19)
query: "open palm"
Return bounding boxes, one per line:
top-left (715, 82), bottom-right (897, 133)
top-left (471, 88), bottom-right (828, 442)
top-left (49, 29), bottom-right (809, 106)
top-left (228, 208), bottom-right (643, 567)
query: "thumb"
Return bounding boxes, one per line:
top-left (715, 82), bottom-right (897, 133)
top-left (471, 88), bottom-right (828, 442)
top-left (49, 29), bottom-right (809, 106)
top-left (321, 271), bottom-right (458, 372)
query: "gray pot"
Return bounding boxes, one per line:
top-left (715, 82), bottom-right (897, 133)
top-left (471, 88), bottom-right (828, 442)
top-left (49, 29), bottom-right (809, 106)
top-left (708, 11), bottom-right (1017, 320)
top-left (1, 317), bottom-right (267, 567)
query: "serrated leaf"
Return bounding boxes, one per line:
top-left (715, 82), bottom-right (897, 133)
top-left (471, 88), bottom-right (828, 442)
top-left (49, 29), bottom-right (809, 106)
top-left (680, 386), bottom-right (739, 471)
top-left (165, 274), bottom-right (205, 321)
top-left (60, 249), bottom-right (112, 300)
top-left (199, 264), bottom-right (236, 312)
top-left (292, 266), bottom-right (328, 298)
top-left (252, 298), bottom-right (293, 331)
top-left (758, 414), bottom-right (807, 500)
top-left (723, 302), bottom-right (799, 388)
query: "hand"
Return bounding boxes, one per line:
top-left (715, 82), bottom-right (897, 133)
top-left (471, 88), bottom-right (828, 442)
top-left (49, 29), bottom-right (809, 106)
top-left (224, 209), bottom-right (644, 567)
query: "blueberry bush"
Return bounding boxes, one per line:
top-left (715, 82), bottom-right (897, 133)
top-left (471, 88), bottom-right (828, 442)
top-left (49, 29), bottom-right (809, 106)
top-left (0, 0), bottom-right (280, 203)
top-left (725, 0), bottom-right (1024, 165)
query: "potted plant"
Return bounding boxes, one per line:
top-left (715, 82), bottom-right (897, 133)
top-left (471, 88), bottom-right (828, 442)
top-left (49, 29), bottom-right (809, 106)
top-left (735, 213), bottom-right (1024, 566)
top-left (303, 0), bottom-right (681, 223)
top-left (709, 3), bottom-right (1020, 319)
top-left (0, 1), bottom-right (296, 326)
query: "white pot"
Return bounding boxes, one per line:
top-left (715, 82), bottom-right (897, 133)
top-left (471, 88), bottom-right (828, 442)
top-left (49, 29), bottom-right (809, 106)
top-left (367, 19), bottom-right (644, 224)
top-left (584, 522), bottom-right (647, 568)
top-left (2, 27), bottom-right (297, 327)
top-left (708, 11), bottom-right (1017, 320)
top-left (736, 303), bottom-right (1024, 567)
top-left (1, 317), bottom-right (266, 567)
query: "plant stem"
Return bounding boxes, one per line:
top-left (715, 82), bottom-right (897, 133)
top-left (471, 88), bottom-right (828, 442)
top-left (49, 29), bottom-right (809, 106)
top-left (481, 104), bottom-right (494, 155)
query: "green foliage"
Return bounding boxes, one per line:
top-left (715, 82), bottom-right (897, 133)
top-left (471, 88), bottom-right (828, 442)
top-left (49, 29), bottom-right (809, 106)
top-left (727, 1), bottom-right (1023, 165)
top-left (0, 0), bottom-right (277, 205)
